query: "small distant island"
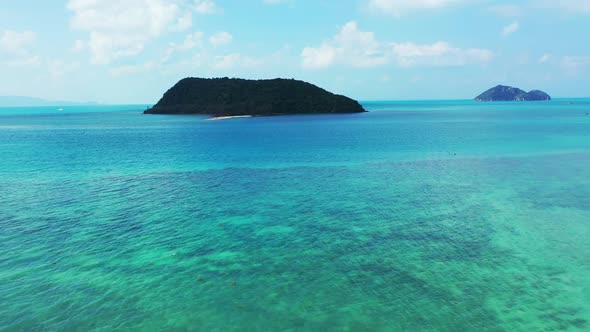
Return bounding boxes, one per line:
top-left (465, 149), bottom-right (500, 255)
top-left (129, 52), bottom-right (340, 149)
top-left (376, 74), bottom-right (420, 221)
top-left (475, 85), bottom-right (551, 102)
top-left (145, 77), bottom-right (366, 117)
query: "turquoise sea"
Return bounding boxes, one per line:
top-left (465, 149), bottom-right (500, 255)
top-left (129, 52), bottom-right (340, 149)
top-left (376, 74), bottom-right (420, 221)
top-left (1, 100), bottom-right (589, 331)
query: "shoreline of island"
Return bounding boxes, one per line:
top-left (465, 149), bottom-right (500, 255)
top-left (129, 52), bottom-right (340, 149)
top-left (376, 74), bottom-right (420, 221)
top-left (205, 115), bottom-right (253, 121)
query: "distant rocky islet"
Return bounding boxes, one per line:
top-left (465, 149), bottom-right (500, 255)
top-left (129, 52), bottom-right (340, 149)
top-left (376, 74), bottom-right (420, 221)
top-left (475, 85), bottom-right (551, 101)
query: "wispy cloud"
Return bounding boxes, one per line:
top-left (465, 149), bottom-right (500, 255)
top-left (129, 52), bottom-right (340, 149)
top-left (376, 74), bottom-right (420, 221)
top-left (193, 0), bottom-right (223, 14)
top-left (561, 56), bottom-right (590, 76)
top-left (392, 41), bottom-right (493, 67)
top-left (538, 54), bottom-right (551, 63)
top-left (536, 0), bottom-right (590, 14)
top-left (70, 40), bottom-right (86, 53)
top-left (49, 60), bottom-right (81, 78)
top-left (0, 30), bottom-right (39, 67)
top-left (502, 22), bottom-right (520, 36)
top-left (209, 32), bottom-right (233, 46)
top-left (109, 61), bottom-right (156, 77)
top-left (1, 55), bottom-right (41, 67)
top-left (0, 30), bottom-right (36, 55)
top-left (367, 0), bottom-right (464, 17)
top-left (162, 32), bottom-right (205, 62)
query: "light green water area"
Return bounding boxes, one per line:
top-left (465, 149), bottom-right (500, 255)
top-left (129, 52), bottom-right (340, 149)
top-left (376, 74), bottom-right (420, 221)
top-left (0, 100), bottom-right (589, 331)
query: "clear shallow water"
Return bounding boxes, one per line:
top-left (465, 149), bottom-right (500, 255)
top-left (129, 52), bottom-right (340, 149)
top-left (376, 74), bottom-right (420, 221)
top-left (0, 100), bottom-right (589, 331)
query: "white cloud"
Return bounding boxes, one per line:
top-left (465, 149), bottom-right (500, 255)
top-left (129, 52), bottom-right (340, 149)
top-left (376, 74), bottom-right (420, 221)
top-left (561, 56), bottom-right (590, 73)
top-left (109, 61), bottom-right (156, 77)
top-left (369, 0), bottom-right (590, 18)
top-left (301, 21), bottom-right (387, 69)
top-left (488, 5), bottom-right (522, 17)
top-left (561, 56), bottom-right (590, 77)
top-left (162, 32), bottom-right (204, 62)
top-left (70, 39), bottom-right (86, 53)
top-left (0, 30), bottom-right (36, 55)
top-left (502, 21), bottom-right (520, 36)
top-left (159, 46), bottom-right (290, 74)
top-left (209, 32), bottom-right (233, 46)
top-left (193, 0), bottom-right (222, 14)
top-left (1, 56), bottom-right (41, 67)
top-left (0, 30), bottom-right (39, 68)
top-left (392, 42), bottom-right (450, 57)
top-left (302, 45), bottom-right (337, 69)
top-left (178, 32), bottom-right (205, 50)
top-left (212, 53), bottom-right (263, 69)
top-left (49, 60), bottom-right (81, 78)
top-left (67, 0), bottom-right (182, 64)
top-left (368, 0), bottom-right (463, 16)
top-left (302, 21), bottom-right (493, 69)
top-left (538, 54), bottom-right (551, 63)
top-left (537, 0), bottom-right (590, 13)
top-left (172, 12), bottom-right (193, 31)
top-left (491, 2), bottom-right (590, 17)
top-left (391, 41), bottom-right (493, 67)
top-left (158, 49), bottom-right (286, 74)
top-left (66, 0), bottom-right (220, 65)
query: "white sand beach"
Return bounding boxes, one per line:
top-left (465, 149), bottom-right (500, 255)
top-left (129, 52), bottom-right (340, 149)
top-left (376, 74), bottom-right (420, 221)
top-left (206, 115), bottom-right (253, 121)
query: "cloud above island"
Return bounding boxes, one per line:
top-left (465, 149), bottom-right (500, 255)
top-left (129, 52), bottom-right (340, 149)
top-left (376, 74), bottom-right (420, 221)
top-left (302, 21), bottom-right (493, 69)
top-left (302, 21), bottom-right (386, 69)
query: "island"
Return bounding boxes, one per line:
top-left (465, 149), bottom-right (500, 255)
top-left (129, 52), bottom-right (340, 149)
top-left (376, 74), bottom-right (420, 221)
top-left (144, 77), bottom-right (366, 117)
top-left (474, 85), bottom-right (551, 101)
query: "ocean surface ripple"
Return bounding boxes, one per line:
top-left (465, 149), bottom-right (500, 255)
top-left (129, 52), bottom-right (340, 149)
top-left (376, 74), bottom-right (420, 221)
top-left (1, 101), bottom-right (589, 331)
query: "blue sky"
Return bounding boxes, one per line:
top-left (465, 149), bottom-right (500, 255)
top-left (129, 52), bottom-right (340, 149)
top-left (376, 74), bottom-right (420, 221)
top-left (1, 0), bottom-right (589, 103)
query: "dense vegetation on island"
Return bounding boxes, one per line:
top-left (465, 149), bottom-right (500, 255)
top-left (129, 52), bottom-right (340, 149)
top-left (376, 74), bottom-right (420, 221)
top-left (145, 77), bottom-right (366, 116)
top-left (475, 85), bottom-right (551, 101)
